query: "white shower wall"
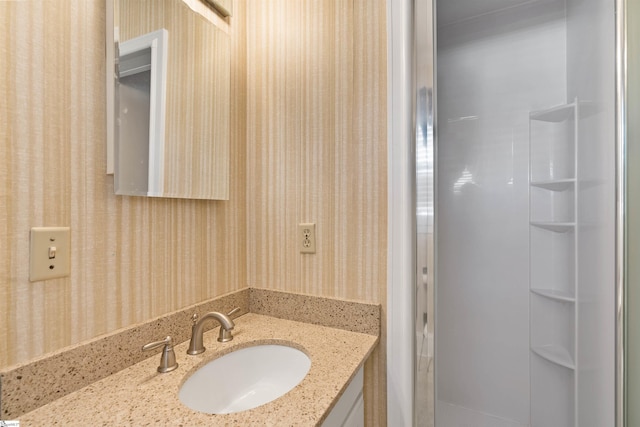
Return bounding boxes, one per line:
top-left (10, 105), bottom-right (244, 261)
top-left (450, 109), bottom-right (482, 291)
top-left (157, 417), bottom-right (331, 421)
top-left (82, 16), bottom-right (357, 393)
top-left (436, 2), bottom-right (567, 425)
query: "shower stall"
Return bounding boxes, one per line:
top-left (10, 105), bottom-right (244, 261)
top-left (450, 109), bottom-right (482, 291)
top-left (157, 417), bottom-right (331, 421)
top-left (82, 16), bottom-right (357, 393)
top-left (387, 0), bottom-right (621, 425)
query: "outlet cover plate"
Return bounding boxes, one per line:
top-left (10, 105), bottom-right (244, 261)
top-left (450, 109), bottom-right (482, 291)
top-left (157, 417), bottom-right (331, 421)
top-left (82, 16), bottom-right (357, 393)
top-left (30, 227), bottom-right (71, 282)
top-left (299, 223), bottom-right (316, 254)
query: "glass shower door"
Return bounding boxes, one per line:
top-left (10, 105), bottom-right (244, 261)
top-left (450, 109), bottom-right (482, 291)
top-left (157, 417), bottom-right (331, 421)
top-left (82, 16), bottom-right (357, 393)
top-left (427, 0), bottom-right (616, 426)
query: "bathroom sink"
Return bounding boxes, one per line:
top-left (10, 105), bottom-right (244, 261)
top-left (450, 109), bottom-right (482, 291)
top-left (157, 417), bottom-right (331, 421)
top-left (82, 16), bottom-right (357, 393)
top-left (178, 344), bottom-right (311, 414)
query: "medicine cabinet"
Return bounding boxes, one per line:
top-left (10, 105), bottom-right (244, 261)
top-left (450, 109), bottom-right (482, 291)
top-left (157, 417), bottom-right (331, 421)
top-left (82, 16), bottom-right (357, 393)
top-left (108, 0), bottom-right (231, 200)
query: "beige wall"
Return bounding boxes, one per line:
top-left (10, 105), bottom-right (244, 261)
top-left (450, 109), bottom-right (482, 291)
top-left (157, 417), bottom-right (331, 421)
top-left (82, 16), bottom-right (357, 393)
top-left (1, 0), bottom-right (386, 423)
top-left (244, 1), bottom-right (387, 423)
top-left (0, 0), bottom-right (247, 368)
top-left (245, 0), bottom-right (387, 303)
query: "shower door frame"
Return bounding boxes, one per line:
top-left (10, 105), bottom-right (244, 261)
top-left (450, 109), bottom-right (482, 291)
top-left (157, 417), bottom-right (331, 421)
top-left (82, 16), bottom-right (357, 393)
top-left (615, 0), bottom-right (627, 426)
top-left (386, 0), bottom-right (417, 424)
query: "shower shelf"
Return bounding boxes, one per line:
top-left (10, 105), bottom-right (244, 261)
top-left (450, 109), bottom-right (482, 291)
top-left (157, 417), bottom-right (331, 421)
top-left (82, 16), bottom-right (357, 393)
top-left (530, 102), bottom-right (576, 122)
top-left (529, 98), bottom-right (579, 426)
top-left (530, 288), bottom-right (575, 303)
top-left (530, 178), bottom-right (575, 191)
top-left (529, 222), bottom-right (575, 232)
top-left (531, 345), bottom-right (575, 370)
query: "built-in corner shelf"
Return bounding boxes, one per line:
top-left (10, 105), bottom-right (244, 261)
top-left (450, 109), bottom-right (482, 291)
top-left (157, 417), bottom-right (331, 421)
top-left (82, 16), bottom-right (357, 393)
top-left (530, 102), bottom-right (576, 122)
top-left (529, 99), bottom-right (579, 426)
top-left (530, 178), bottom-right (575, 191)
top-left (530, 100), bottom-right (599, 123)
top-left (532, 345), bottom-right (576, 370)
top-left (530, 222), bottom-right (575, 233)
top-left (530, 288), bottom-right (576, 303)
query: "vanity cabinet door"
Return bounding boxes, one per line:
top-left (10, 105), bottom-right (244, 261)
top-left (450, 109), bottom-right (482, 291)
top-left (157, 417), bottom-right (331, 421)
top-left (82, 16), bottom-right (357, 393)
top-left (321, 367), bottom-right (364, 427)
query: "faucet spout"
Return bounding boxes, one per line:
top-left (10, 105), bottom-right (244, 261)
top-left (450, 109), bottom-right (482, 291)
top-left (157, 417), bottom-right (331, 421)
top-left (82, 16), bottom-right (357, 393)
top-left (187, 311), bottom-right (236, 355)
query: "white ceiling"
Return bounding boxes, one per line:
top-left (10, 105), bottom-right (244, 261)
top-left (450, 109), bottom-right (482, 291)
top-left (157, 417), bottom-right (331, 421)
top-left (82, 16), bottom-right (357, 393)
top-left (437, 0), bottom-right (540, 26)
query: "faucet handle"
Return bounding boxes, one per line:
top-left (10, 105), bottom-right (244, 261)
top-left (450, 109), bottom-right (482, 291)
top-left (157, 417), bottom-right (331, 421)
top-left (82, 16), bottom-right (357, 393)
top-left (142, 336), bottom-right (178, 373)
top-left (217, 308), bottom-right (240, 343)
top-left (191, 313), bottom-right (198, 324)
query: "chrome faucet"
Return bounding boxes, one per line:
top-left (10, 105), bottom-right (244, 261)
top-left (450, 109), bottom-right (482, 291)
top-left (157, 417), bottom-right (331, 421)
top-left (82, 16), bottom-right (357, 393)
top-left (187, 308), bottom-right (240, 355)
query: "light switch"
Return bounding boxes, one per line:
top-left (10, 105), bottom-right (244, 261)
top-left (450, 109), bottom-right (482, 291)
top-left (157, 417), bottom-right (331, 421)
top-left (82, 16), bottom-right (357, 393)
top-left (30, 227), bottom-right (70, 282)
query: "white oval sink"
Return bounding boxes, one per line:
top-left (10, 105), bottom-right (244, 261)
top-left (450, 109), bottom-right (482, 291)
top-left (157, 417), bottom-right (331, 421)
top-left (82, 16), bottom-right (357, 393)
top-left (179, 344), bottom-right (311, 414)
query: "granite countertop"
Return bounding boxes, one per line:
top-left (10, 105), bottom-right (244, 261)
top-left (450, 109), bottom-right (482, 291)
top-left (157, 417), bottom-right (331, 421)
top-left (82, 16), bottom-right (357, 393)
top-left (18, 313), bottom-right (378, 426)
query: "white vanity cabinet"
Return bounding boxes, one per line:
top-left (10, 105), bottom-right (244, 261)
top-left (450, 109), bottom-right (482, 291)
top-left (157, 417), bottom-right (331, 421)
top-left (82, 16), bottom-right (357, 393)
top-left (321, 366), bottom-right (364, 427)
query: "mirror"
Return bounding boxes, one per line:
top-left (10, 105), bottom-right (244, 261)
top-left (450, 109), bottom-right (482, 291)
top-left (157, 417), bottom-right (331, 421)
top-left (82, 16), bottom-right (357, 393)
top-left (109, 0), bottom-right (231, 200)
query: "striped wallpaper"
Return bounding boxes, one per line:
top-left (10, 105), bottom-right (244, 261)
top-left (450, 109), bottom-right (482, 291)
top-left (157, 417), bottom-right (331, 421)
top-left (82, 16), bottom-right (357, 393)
top-left (0, 0), bottom-right (247, 367)
top-left (244, 1), bottom-right (388, 423)
top-left (245, 0), bottom-right (387, 302)
top-left (1, 0), bottom-right (386, 423)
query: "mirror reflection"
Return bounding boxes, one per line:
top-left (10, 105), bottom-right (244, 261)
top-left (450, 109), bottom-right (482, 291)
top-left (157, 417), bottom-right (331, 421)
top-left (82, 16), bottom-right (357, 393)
top-left (113, 0), bottom-right (230, 200)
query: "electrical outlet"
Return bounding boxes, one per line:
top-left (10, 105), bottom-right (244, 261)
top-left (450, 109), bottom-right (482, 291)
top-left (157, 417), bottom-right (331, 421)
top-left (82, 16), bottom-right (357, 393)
top-left (299, 223), bottom-right (316, 254)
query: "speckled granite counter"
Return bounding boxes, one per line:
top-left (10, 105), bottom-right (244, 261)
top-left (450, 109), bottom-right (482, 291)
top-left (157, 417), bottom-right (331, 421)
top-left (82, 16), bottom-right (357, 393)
top-left (17, 313), bottom-right (378, 426)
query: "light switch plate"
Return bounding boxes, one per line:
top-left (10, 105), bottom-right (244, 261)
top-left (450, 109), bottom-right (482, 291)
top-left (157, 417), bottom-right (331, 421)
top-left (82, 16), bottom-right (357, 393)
top-left (30, 227), bottom-right (71, 282)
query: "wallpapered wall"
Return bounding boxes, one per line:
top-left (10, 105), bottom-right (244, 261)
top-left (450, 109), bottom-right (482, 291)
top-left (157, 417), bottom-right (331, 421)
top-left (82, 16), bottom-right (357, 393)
top-left (244, 1), bottom-right (387, 423)
top-left (1, 0), bottom-right (386, 423)
top-left (245, 0), bottom-right (387, 301)
top-left (0, 0), bottom-right (247, 367)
